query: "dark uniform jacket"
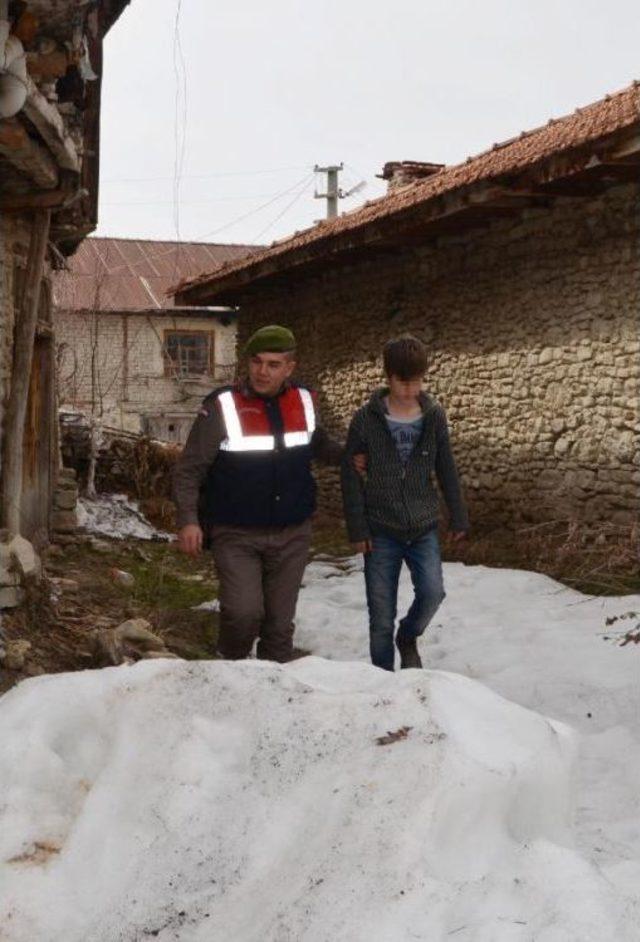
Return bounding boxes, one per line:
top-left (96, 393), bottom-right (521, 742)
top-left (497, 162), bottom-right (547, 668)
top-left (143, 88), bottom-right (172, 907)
top-left (173, 381), bottom-right (341, 531)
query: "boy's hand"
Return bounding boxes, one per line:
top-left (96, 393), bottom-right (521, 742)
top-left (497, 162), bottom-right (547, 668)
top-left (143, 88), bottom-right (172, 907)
top-left (352, 453), bottom-right (367, 475)
top-left (178, 524), bottom-right (203, 557)
top-left (352, 540), bottom-right (373, 554)
top-left (448, 530), bottom-right (468, 543)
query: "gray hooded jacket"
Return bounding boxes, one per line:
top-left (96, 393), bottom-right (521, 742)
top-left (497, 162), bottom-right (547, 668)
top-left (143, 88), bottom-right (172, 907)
top-left (341, 389), bottom-right (469, 543)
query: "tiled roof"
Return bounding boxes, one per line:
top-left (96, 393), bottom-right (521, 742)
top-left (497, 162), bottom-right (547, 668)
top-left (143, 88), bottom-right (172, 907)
top-left (175, 82), bottom-right (640, 302)
top-left (53, 238), bottom-right (259, 312)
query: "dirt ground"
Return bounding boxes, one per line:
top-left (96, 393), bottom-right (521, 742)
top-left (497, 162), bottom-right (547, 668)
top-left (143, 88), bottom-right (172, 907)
top-left (0, 536), bottom-right (218, 695)
top-left (1, 516), bottom-right (637, 695)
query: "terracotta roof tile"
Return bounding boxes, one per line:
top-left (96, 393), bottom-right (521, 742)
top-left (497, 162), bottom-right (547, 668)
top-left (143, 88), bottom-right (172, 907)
top-left (175, 82), bottom-right (640, 301)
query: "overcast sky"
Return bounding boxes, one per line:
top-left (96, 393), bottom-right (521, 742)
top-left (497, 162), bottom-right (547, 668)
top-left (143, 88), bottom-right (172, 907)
top-left (96, 0), bottom-right (640, 246)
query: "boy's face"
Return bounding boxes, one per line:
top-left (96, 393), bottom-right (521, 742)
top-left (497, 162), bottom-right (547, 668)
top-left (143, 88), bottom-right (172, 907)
top-left (387, 374), bottom-right (423, 404)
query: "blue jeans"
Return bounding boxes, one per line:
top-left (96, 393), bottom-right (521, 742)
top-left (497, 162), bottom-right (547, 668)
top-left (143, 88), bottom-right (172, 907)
top-left (364, 529), bottom-right (445, 671)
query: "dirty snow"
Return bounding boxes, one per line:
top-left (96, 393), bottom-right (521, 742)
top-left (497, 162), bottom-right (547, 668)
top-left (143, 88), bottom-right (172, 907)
top-left (297, 561), bottom-right (640, 907)
top-left (77, 493), bottom-right (172, 542)
top-left (0, 561), bottom-right (638, 941)
top-left (192, 597), bottom-right (221, 612)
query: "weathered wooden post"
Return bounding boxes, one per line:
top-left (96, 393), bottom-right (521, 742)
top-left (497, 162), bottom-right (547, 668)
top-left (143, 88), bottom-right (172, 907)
top-left (2, 209), bottom-right (51, 534)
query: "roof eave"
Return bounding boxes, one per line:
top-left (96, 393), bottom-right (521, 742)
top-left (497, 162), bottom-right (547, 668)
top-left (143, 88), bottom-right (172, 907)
top-left (175, 121), bottom-right (640, 307)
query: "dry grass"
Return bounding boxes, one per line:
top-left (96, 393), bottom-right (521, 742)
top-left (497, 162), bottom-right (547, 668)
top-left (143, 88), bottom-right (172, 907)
top-left (443, 519), bottom-right (639, 596)
top-left (1, 538), bottom-right (219, 694)
top-left (312, 515), bottom-right (639, 597)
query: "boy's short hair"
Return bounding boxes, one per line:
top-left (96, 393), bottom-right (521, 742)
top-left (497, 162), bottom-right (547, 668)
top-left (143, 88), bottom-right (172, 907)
top-left (383, 335), bottom-right (428, 380)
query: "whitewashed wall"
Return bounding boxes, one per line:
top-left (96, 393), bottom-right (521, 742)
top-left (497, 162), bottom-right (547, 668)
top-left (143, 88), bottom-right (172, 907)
top-left (55, 311), bottom-right (237, 437)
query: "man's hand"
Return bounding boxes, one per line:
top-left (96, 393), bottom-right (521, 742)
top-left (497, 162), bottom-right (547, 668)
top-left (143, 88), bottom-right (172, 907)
top-left (352, 540), bottom-right (373, 554)
top-left (178, 524), bottom-right (203, 557)
top-left (448, 531), bottom-right (468, 544)
top-left (352, 452), bottom-right (367, 475)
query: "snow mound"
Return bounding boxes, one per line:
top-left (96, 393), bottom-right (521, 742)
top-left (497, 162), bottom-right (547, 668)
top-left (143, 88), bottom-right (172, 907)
top-left (0, 657), bottom-right (632, 941)
top-left (77, 493), bottom-right (172, 541)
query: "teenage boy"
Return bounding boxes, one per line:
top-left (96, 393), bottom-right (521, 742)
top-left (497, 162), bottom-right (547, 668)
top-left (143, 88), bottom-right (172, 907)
top-left (173, 324), bottom-right (342, 664)
top-left (341, 336), bottom-right (469, 671)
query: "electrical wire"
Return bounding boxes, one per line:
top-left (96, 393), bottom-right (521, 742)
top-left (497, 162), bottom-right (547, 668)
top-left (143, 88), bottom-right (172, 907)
top-left (172, 0), bottom-right (187, 280)
top-left (91, 172), bottom-right (316, 274)
top-left (102, 165), bottom-right (310, 184)
top-left (251, 175), bottom-right (315, 244)
top-left (193, 172), bottom-right (314, 241)
top-left (100, 192), bottom-right (299, 206)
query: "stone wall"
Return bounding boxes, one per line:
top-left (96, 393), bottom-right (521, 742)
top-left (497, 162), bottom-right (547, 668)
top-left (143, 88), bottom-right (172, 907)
top-left (234, 183), bottom-right (639, 528)
top-left (55, 311), bottom-right (236, 437)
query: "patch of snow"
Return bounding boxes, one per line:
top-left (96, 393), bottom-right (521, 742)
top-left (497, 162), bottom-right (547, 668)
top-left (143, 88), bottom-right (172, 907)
top-left (0, 562), bottom-right (638, 940)
top-left (77, 494), bottom-right (172, 542)
top-left (193, 598), bottom-right (220, 612)
top-left (2, 657), bottom-right (632, 941)
top-left (297, 559), bottom-right (640, 915)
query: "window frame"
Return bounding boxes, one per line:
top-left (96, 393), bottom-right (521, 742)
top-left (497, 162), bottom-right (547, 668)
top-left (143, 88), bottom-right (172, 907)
top-left (163, 329), bottom-right (215, 379)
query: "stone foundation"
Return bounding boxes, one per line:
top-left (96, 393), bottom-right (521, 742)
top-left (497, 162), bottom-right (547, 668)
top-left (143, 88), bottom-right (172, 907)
top-left (51, 468), bottom-right (80, 536)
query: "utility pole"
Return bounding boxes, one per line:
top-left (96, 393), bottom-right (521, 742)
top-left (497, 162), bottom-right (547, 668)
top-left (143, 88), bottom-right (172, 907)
top-left (314, 163), bottom-right (344, 219)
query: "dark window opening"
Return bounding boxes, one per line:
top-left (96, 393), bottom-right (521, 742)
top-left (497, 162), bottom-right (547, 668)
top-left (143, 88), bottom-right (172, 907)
top-left (164, 330), bottom-right (214, 377)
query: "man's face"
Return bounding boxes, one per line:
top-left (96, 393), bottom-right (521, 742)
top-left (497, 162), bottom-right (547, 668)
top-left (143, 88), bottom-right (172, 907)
top-left (248, 351), bottom-right (296, 396)
top-left (387, 374), bottom-right (424, 405)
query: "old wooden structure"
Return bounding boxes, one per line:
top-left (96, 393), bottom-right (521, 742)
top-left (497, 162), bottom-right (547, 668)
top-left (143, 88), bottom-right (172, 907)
top-left (0, 0), bottom-right (130, 552)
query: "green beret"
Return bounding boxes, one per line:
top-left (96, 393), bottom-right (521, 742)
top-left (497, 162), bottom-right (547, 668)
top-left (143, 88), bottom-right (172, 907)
top-left (244, 325), bottom-right (296, 356)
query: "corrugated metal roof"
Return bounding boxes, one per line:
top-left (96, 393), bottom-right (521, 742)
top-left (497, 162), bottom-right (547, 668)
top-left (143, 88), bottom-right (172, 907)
top-left (174, 81), bottom-right (640, 303)
top-left (53, 238), bottom-right (259, 312)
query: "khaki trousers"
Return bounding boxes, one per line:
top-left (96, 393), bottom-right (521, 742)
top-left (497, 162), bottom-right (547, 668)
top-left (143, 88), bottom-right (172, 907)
top-left (210, 519), bottom-right (312, 663)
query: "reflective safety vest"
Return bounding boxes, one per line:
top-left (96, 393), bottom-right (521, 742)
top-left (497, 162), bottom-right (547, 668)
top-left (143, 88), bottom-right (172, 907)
top-left (217, 386), bottom-right (316, 452)
top-left (200, 384), bottom-right (318, 529)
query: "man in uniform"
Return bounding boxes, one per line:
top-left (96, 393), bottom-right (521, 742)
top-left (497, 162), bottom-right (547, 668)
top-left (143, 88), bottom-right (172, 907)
top-left (173, 324), bottom-right (341, 663)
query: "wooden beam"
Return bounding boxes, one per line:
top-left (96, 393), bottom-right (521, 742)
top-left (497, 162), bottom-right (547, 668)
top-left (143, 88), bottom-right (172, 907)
top-left (49, 220), bottom-right (95, 245)
top-left (22, 78), bottom-right (80, 173)
top-left (0, 119), bottom-right (58, 189)
top-left (593, 163), bottom-right (640, 183)
top-left (26, 48), bottom-right (72, 82)
top-left (0, 184), bottom-right (76, 212)
top-left (2, 210), bottom-right (52, 535)
top-left (610, 133), bottom-right (640, 160)
top-left (533, 178), bottom-right (606, 197)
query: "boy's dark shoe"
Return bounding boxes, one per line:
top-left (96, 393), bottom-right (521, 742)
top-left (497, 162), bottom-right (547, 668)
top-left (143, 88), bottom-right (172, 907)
top-left (396, 635), bottom-right (423, 669)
